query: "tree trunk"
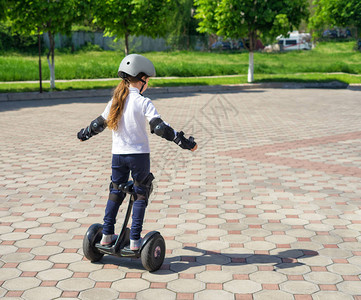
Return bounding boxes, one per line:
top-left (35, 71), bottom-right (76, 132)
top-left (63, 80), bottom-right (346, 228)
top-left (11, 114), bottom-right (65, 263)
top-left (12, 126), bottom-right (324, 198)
top-left (47, 31), bottom-right (56, 89)
top-left (124, 33), bottom-right (129, 55)
top-left (248, 51), bottom-right (254, 83)
top-left (247, 33), bottom-right (255, 83)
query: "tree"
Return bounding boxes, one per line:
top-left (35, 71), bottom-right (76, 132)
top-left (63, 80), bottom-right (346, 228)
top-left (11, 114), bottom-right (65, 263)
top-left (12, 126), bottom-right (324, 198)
top-left (166, 0), bottom-right (203, 50)
top-left (310, 0), bottom-right (361, 37)
top-left (7, 0), bottom-right (90, 89)
top-left (194, 0), bottom-right (309, 82)
top-left (92, 0), bottom-right (172, 55)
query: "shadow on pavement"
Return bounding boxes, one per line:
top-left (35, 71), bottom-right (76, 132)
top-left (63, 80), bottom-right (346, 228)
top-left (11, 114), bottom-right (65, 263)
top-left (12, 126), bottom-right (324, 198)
top-left (0, 89), bottom-right (265, 113)
top-left (91, 246), bottom-right (318, 274)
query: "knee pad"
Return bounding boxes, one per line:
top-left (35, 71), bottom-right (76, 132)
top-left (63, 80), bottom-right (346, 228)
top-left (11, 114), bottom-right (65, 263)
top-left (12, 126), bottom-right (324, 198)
top-left (109, 182), bottom-right (126, 204)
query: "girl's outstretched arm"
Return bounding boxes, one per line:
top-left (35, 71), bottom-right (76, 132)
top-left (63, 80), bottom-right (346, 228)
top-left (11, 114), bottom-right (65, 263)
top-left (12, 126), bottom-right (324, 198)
top-left (149, 117), bottom-right (197, 151)
top-left (77, 116), bottom-right (107, 141)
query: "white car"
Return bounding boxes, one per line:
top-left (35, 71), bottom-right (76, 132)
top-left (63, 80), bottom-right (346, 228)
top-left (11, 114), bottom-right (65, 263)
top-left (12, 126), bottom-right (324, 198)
top-left (277, 31), bottom-right (312, 51)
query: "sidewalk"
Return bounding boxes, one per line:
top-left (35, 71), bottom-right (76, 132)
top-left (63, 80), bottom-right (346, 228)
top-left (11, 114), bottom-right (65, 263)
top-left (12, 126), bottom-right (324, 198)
top-left (1, 80), bottom-right (360, 102)
top-left (0, 88), bottom-right (360, 299)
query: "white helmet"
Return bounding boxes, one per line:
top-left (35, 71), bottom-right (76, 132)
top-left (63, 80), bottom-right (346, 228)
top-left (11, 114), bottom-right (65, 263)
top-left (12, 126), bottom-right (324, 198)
top-left (118, 54), bottom-right (156, 78)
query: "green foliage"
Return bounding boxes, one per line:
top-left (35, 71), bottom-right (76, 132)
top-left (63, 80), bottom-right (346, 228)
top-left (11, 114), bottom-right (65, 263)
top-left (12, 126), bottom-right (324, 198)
top-left (0, 22), bottom-right (40, 53)
top-left (195, 0), bottom-right (310, 50)
top-left (6, 0), bottom-right (91, 88)
top-left (0, 0), bottom-right (7, 21)
top-left (166, 0), bottom-right (205, 50)
top-left (193, 0), bottom-right (218, 35)
top-left (92, 0), bottom-right (173, 54)
top-left (7, 0), bottom-right (90, 36)
top-left (310, 0), bottom-right (361, 36)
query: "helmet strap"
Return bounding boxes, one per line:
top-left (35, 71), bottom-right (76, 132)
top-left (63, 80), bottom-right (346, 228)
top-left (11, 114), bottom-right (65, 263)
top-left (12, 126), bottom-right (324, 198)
top-left (136, 75), bottom-right (147, 94)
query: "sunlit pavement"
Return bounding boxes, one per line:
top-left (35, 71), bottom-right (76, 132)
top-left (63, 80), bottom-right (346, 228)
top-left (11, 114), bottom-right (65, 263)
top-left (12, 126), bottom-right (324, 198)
top-left (0, 88), bottom-right (360, 299)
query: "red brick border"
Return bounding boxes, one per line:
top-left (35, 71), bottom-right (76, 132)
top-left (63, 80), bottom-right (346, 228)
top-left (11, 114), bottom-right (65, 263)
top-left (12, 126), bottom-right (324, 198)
top-left (218, 131), bottom-right (361, 177)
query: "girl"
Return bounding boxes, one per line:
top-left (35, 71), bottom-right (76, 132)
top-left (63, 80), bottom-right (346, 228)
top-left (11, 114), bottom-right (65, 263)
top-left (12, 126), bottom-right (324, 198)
top-left (78, 54), bottom-right (197, 250)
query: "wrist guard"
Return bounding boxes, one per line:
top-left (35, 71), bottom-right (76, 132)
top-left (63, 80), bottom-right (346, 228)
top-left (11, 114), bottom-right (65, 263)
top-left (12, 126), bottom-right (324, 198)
top-left (174, 131), bottom-right (196, 150)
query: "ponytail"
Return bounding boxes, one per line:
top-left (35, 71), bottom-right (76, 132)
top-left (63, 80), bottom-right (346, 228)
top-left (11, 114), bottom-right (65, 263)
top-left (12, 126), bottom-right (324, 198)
top-left (107, 72), bottom-right (148, 131)
top-left (107, 79), bottom-right (129, 130)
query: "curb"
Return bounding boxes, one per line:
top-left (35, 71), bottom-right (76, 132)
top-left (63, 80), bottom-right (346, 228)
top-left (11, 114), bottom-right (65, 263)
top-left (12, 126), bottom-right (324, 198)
top-left (0, 81), bottom-right (357, 102)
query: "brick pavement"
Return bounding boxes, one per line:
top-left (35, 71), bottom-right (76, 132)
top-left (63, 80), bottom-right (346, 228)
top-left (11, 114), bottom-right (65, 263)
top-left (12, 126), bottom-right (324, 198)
top-left (0, 88), bottom-right (360, 300)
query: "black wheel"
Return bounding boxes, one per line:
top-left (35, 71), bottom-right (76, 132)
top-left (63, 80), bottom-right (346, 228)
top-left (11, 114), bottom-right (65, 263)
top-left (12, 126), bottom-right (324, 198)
top-left (141, 233), bottom-right (165, 272)
top-left (83, 223), bottom-right (104, 262)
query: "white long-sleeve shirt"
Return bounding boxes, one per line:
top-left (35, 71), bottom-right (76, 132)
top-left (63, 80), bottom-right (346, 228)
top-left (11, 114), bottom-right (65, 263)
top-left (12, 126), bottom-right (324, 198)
top-left (101, 87), bottom-right (160, 154)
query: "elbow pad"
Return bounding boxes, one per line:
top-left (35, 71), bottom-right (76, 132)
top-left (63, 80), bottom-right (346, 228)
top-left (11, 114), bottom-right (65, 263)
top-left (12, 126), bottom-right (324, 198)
top-left (89, 116), bottom-right (107, 136)
top-left (149, 117), bottom-right (175, 141)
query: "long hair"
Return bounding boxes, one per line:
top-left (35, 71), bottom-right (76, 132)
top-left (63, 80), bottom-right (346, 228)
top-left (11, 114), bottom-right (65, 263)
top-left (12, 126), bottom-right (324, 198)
top-left (106, 73), bottom-right (147, 131)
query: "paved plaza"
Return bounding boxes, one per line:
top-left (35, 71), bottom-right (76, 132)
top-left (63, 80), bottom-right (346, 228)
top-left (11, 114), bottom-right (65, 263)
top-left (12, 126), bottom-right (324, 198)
top-left (0, 88), bottom-right (360, 299)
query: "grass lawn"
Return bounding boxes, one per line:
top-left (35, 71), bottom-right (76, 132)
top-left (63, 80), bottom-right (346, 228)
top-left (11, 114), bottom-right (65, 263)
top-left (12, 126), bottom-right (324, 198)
top-left (0, 41), bottom-right (360, 92)
top-left (1, 73), bottom-right (359, 93)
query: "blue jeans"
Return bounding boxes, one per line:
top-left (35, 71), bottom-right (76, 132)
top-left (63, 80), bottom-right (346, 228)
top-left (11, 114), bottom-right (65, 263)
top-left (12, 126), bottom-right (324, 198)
top-left (103, 153), bottom-right (150, 240)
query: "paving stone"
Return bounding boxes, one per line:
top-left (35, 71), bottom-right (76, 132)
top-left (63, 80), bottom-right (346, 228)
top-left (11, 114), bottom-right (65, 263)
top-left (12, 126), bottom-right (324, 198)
top-left (0, 245), bottom-right (18, 256)
top-left (89, 269), bottom-right (125, 281)
top-left (167, 278), bottom-right (205, 293)
top-left (265, 235), bottom-right (297, 244)
top-left (312, 291), bottom-right (354, 300)
top-left (337, 281), bottom-right (361, 295)
top-left (1, 232), bottom-right (29, 241)
top-left (56, 278), bottom-right (94, 291)
top-left (194, 290), bottom-right (234, 300)
top-left (37, 269), bottom-right (73, 281)
top-left (79, 288), bottom-right (119, 300)
top-left (142, 269), bottom-right (178, 282)
top-left (318, 248), bottom-right (353, 259)
top-left (31, 246), bottom-right (63, 256)
top-left (22, 287), bottom-right (62, 300)
top-left (111, 278), bottom-right (149, 292)
top-left (242, 228), bottom-right (272, 237)
top-left (244, 241), bottom-right (276, 251)
top-left (2, 252), bottom-right (34, 263)
top-left (49, 253), bottom-right (83, 264)
top-left (275, 263), bottom-right (311, 275)
top-left (196, 270), bottom-right (233, 283)
top-left (18, 260), bottom-right (53, 272)
top-left (169, 260), bottom-right (206, 274)
top-left (223, 279), bottom-right (262, 293)
top-left (249, 271), bottom-right (287, 284)
top-left (327, 263), bottom-right (361, 275)
top-left (136, 288), bottom-right (176, 300)
top-left (196, 240), bottom-right (229, 251)
top-left (338, 241), bottom-right (361, 251)
top-left (254, 290), bottom-right (294, 300)
top-left (297, 255), bottom-right (333, 267)
top-left (280, 280), bottom-right (320, 294)
top-left (0, 268), bottom-right (21, 281)
top-left (3, 277), bottom-right (41, 291)
top-left (304, 271), bottom-right (343, 284)
top-left (68, 262), bottom-right (102, 274)
top-left (42, 233), bottom-right (73, 242)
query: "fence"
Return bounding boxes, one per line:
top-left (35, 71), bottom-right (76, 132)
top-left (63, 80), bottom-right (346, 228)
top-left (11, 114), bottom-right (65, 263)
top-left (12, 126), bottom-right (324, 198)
top-left (42, 31), bottom-right (208, 52)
